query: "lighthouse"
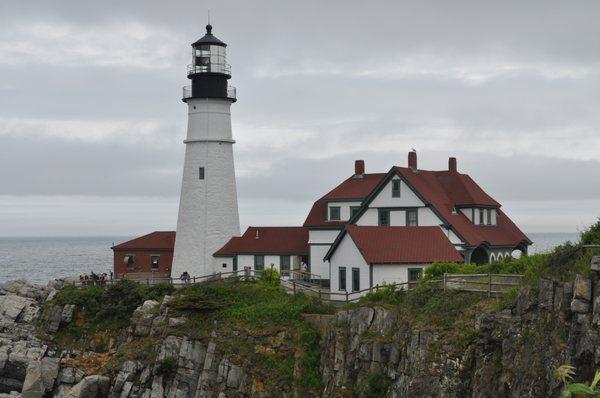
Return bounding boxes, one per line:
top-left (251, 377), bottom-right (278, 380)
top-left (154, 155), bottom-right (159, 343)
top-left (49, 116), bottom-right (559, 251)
top-left (172, 24), bottom-right (240, 277)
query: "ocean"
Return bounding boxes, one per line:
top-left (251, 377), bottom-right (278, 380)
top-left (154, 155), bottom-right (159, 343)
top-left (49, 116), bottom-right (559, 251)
top-left (0, 232), bottom-right (581, 284)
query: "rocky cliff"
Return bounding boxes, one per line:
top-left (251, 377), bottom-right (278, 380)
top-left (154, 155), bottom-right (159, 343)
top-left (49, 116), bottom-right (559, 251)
top-left (0, 269), bottom-right (599, 397)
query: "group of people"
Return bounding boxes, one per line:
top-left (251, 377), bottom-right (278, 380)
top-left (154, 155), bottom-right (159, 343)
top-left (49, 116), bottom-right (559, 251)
top-left (79, 272), bottom-right (110, 286)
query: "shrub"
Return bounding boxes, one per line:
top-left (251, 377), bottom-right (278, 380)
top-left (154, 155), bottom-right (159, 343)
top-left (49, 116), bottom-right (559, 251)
top-left (259, 268), bottom-right (280, 286)
top-left (360, 283), bottom-right (406, 306)
top-left (155, 356), bottom-right (177, 376)
top-left (580, 218), bottom-right (600, 245)
top-left (53, 279), bottom-right (173, 333)
top-left (357, 370), bottom-right (390, 398)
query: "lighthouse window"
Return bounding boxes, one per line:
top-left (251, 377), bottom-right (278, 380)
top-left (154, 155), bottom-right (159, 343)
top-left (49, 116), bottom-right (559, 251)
top-left (199, 167), bottom-right (205, 180)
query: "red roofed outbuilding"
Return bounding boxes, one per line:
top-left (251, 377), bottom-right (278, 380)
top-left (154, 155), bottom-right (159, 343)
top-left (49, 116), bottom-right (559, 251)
top-left (111, 231), bottom-right (175, 279)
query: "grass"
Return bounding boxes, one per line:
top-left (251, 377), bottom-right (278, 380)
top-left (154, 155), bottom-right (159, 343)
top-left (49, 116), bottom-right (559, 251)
top-left (49, 280), bottom-right (174, 350)
top-left (166, 278), bottom-right (333, 393)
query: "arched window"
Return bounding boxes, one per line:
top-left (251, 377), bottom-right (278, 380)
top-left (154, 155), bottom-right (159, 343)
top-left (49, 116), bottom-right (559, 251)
top-left (490, 253), bottom-right (496, 262)
top-left (497, 253), bottom-right (503, 261)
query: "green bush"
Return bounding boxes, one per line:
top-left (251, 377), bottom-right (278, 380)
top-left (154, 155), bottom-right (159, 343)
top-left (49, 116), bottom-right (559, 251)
top-left (298, 325), bottom-right (323, 390)
top-left (155, 356), bottom-right (177, 376)
top-left (259, 268), bottom-right (281, 286)
top-left (581, 218), bottom-right (600, 245)
top-left (53, 280), bottom-right (174, 333)
top-left (357, 370), bottom-right (390, 398)
top-left (360, 283), bottom-right (406, 306)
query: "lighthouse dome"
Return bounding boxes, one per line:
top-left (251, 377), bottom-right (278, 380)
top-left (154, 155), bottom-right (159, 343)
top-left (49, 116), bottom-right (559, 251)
top-left (193, 24), bottom-right (227, 47)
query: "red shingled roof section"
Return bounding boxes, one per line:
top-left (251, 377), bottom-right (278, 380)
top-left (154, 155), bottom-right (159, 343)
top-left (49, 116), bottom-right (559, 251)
top-left (346, 226), bottom-right (463, 264)
top-left (214, 227), bottom-right (309, 256)
top-left (111, 231), bottom-right (175, 250)
top-left (303, 173), bottom-right (386, 227)
top-left (394, 167), bottom-right (531, 247)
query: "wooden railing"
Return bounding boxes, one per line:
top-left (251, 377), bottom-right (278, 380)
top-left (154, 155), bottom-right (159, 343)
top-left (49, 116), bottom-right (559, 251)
top-left (74, 270), bottom-right (523, 303)
top-left (442, 273), bottom-right (522, 296)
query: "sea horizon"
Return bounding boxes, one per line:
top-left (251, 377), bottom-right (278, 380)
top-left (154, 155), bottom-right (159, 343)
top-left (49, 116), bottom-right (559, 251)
top-left (0, 232), bottom-right (582, 285)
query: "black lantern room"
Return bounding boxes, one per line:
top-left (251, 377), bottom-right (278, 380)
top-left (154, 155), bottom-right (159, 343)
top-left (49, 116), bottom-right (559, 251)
top-left (183, 24), bottom-right (236, 102)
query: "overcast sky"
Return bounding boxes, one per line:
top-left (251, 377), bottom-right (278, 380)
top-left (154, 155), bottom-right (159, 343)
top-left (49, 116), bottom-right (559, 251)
top-left (0, 0), bottom-right (599, 237)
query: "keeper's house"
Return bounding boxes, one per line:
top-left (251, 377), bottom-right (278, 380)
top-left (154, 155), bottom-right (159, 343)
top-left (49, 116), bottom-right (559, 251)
top-left (215, 151), bottom-right (531, 290)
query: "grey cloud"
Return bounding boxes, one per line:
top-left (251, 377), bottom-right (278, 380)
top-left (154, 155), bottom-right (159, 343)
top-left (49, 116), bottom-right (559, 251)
top-left (0, 0), bottom-right (599, 234)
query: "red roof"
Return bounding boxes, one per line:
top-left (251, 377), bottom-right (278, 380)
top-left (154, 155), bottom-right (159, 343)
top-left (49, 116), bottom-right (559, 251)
top-left (112, 231), bottom-right (175, 251)
top-left (340, 226), bottom-right (463, 264)
top-left (214, 227), bottom-right (309, 256)
top-left (303, 173), bottom-right (386, 227)
top-left (394, 167), bottom-right (531, 247)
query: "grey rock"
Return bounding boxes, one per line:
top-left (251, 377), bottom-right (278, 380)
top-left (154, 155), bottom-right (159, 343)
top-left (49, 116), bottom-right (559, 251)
top-left (64, 375), bottom-right (110, 398)
top-left (571, 298), bottom-right (591, 313)
top-left (593, 296), bottom-right (600, 326)
top-left (43, 306), bottom-right (63, 334)
top-left (21, 362), bottom-right (43, 398)
top-left (130, 300), bottom-right (159, 337)
top-left (591, 256), bottom-right (600, 272)
top-left (573, 275), bottom-right (592, 302)
top-left (0, 295), bottom-right (36, 322)
top-left (538, 279), bottom-right (554, 309)
top-left (0, 281), bottom-right (51, 301)
top-left (60, 305), bottom-right (75, 324)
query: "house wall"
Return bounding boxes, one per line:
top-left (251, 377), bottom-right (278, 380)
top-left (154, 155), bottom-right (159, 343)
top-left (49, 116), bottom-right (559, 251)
top-left (214, 257), bottom-right (234, 273)
top-left (310, 244), bottom-right (332, 278)
top-left (329, 234), bottom-right (370, 294)
top-left (308, 229), bottom-right (340, 244)
top-left (113, 249), bottom-right (173, 279)
top-left (369, 177), bottom-right (425, 208)
top-left (356, 209), bottom-right (379, 226)
top-left (371, 264), bottom-right (428, 286)
top-left (232, 254), bottom-right (299, 272)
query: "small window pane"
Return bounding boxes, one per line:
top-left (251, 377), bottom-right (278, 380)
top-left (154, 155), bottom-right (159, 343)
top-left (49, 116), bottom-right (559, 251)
top-left (352, 268), bottom-right (360, 291)
top-left (350, 206), bottom-right (361, 218)
top-left (151, 256), bottom-right (159, 269)
top-left (280, 256), bottom-right (290, 271)
top-left (486, 209), bottom-right (492, 225)
top-left (199, 167), bottom-right (205, 180)
top-left (254, 255), bottom-right (264, 271)
top-left (330, 207), bottom-right (341, 221)
top-left (339, 267), bottom-right (346, 291)
top-left (392, 180), bottom-right (401, 197)
top-left (406, 209), bottom-right (418, 226)
top-left (479, 209), bottom-right (485, 225)
top-left (379, 210), bottom-right (390, 226)
top-left (408, 268), bottom-right (422, 282)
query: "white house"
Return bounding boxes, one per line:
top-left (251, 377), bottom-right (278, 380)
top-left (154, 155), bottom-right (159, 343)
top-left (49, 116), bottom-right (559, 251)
top-left (325, 226), bottom-right (464, 293)
top-left (216, 151), bottom-right (532, 293)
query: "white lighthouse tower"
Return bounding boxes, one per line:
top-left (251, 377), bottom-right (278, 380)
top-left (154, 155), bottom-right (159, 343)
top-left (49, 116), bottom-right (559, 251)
top-left (172, 24), bottom-right (240, 277)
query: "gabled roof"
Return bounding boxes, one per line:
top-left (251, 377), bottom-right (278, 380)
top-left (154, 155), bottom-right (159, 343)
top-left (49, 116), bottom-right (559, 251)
top-left (111, 231), bottom-right (175, 251)
top-left (214, 227), bottom-right (309, 257)
top-left (326, 226), bottom-right (463, 264)
top-left (303, 173), bottom-right (386, 228)
top-left (393, 167), bottom-right (531, 247)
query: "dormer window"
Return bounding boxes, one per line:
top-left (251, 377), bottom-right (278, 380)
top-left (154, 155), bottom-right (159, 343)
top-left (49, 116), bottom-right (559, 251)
top-left (329, 206), bottom-right (341, 221)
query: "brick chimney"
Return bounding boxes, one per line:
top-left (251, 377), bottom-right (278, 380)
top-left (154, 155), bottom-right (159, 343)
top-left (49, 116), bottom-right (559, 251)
top-left (449, 157), bottom-right (457, 172)
top-left (354, 160), bottom-right (365, 178)
top-left (408, 151), bottom-right (417, 172)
